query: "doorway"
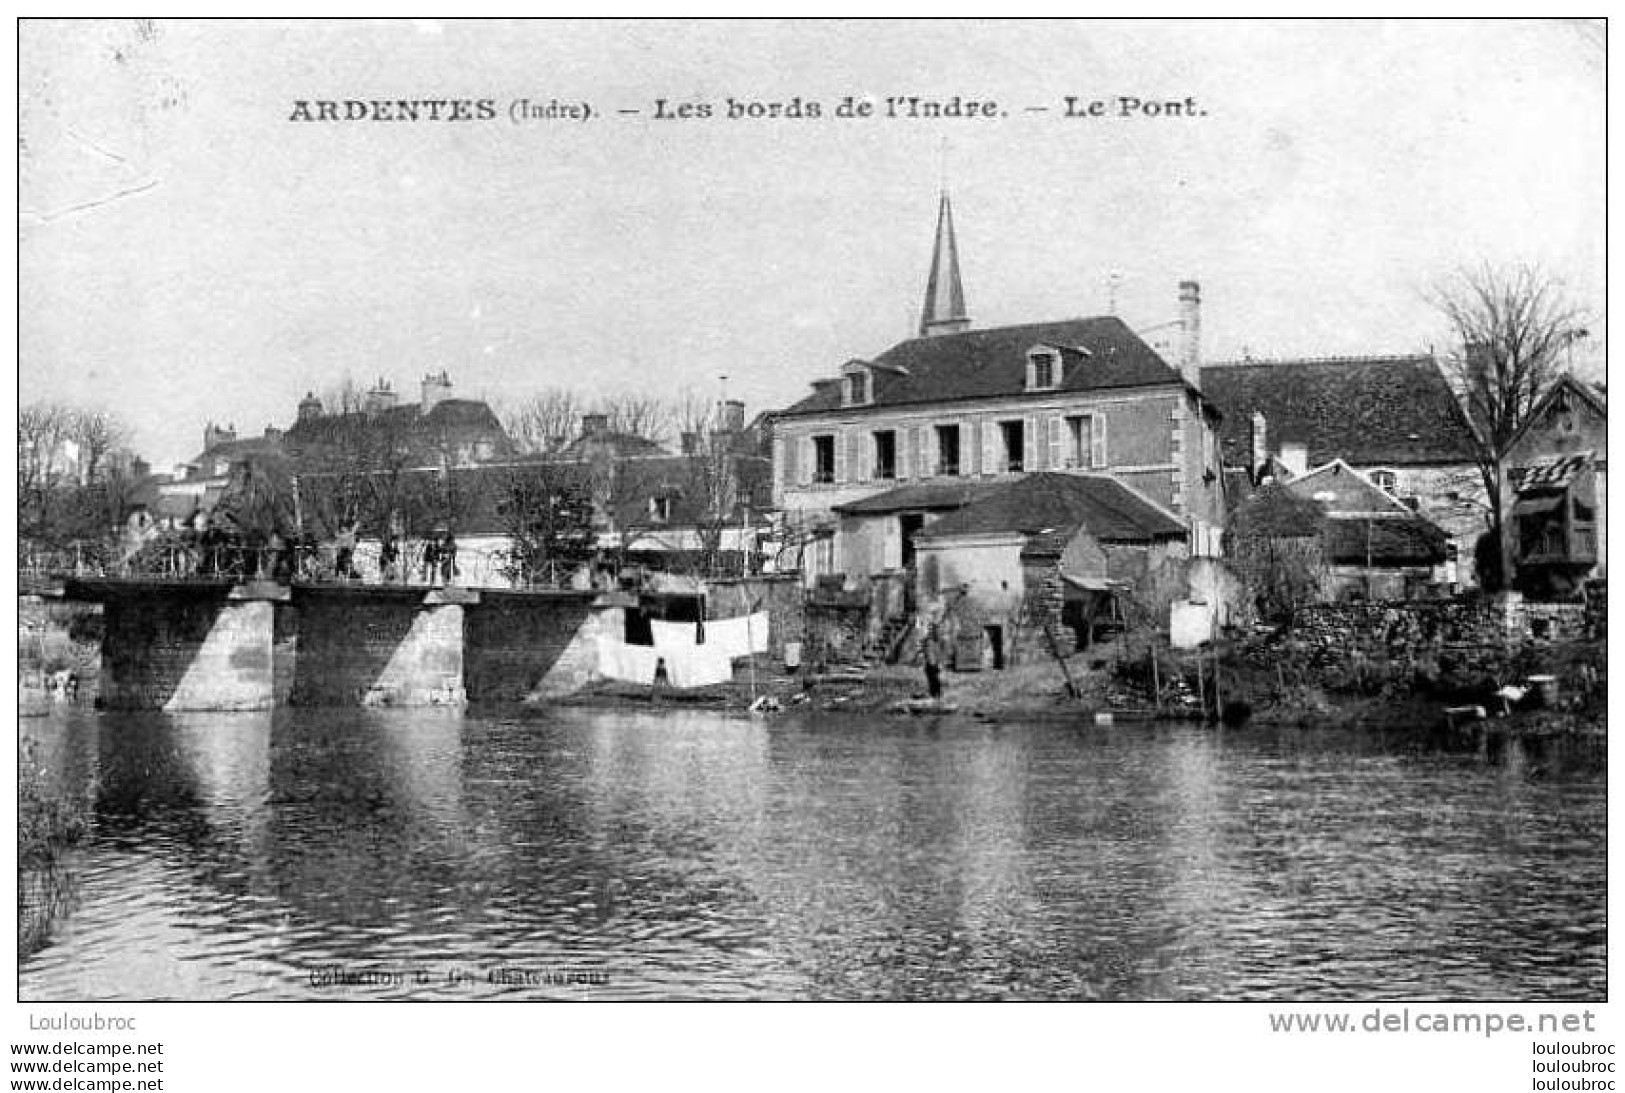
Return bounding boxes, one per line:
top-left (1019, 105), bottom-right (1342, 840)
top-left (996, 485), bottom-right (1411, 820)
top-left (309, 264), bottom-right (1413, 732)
top-left (984, 624), bottom-right (1005, 670)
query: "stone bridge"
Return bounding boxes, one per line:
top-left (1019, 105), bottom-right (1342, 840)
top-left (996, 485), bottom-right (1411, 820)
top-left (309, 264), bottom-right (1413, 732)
top-left (61, 578), bottom-right (621, 711)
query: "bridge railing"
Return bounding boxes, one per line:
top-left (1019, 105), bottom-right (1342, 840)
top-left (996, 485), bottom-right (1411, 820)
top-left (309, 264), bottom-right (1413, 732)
top-left (23, 538), bottom-right (602, 592)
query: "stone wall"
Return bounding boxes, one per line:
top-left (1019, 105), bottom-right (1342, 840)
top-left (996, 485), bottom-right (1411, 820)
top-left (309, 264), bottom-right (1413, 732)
top-left (804, 599), bottom-right (869, 665)
top-left (707, 574), bottom-right (804, 658)
top-left (1270, 595), bottom-right (1594, 696)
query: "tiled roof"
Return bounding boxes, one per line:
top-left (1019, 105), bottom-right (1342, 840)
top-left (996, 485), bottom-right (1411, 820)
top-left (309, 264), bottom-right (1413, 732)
top-left (1511, 451), bottom-right (1593, 493)
top-left (916, 472), bottom-right (1185, 545)
top-left (1229, 483), bottom-right (1325, 538)
top-left (1200, 355), bottom-right (1477, 467)
top-left (1323, 515), bottom-right (1448, 566)
top-left (780, 317), bottom-right (1186, 416)
top-left (1232, 483), bottom-right (1447, 565)
top-left (832, 480), bottom-right (997, 516)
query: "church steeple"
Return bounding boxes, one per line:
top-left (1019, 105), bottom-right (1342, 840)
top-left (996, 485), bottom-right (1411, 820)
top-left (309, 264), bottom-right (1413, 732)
top-left (919, 190), bottom-right (971, 338)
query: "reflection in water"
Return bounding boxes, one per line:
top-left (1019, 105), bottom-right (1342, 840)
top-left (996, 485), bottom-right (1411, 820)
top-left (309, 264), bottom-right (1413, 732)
top-left (18, 709), bottom-right (1605, 1001)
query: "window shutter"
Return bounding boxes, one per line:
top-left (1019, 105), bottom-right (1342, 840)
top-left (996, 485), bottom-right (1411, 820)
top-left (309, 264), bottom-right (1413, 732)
top-left (914, 427), bottom-right (926, 480)
top-left (802, 437), bottom-right (814, 485)
top-left (1024, 416), bottom-right (1037, 472)
top-left (1092, 414), bottom-right (1109, 469)
top-left (835, 431), bottom-right (848, 484)
top-left (782, 434), bottom-right (798, 486)
top-left (1047, 415), bottom-right (1063, 470)
top-left (982, 420), bottom-right (998, 475)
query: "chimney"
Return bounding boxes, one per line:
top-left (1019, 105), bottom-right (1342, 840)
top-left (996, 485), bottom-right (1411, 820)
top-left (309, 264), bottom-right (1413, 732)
top-left (1178, 280), bottom-right (1201, 386)
top-left (1279, 440), bottom-right (1308, 478)
top-left (680, 431), bottom-right (701, 456)
top-left (364, 377), bottom-right (398, 414)
top-left (581, 412), bottom-right (609, 439)
top-left (421, 370), bottom-right (452, 413)
top-left (1250, 411), bottom-right (1268, 477)
top-left (720, 399), bottom-right (746, 434)
top-left (131, 457), bottom-right (150, 480)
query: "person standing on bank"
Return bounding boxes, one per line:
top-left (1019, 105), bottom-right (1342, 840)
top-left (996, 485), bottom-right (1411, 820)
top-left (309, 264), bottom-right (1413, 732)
top-left (921, 623), bottom-right (945, 701)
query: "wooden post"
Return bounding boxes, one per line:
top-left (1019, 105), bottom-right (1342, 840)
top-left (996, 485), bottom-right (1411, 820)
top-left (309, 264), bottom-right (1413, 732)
top-left (1149, 644), bottom-right (1162, 711)
top-left (1194, 651), bottom-right (1206, 722)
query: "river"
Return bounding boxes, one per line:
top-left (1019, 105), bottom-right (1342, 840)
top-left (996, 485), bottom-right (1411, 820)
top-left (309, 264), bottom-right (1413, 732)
top-left (17, 706), bottom-right (1605, 1001)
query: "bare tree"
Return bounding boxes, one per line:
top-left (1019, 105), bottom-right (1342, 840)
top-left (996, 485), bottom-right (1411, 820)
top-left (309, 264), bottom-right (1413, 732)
top-left (597, 392), bottom-right (673, 444)
top-left (319, 375), bottom-right (368, 417)
top-left (502, 388), bottom-right (580, 455)
top-left (1430, 264), bottom-right (1587, 591)
top-left (1226, 485), bottom-right (1330, 623)
top-left (19, 401), bottom-right (92, 543)
top-left (66, 408), bottom-right (127, 484)
top-left (674, 399), bottom-right (742, 578)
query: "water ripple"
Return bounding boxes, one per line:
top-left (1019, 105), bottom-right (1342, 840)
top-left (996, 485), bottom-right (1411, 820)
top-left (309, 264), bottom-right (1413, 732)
top-left (18, 709), bottom-right (1605, 1000)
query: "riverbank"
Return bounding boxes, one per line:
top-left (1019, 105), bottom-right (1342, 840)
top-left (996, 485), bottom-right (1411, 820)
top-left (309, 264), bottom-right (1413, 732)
top-left (18, 598), bottom-right (100, 715)
top-left (549, 637), bottom-right (1606, 739)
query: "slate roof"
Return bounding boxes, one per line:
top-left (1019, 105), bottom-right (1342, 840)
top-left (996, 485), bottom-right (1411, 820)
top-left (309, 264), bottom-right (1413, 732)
top-left (831, 480), bottom-right (997, 516)
top-left (1200, 355), bottom-right (1477, 467)
top-left (780, 317), bottom-right (1188, 416)
top-left (916, 472), bottom-right (1186, 546)
top-left (187, 433), bottom-right (284, 471)
top-left (283, 398), bottom-right (508, 452)
top-left (554, 430), bottom-right (667, 460)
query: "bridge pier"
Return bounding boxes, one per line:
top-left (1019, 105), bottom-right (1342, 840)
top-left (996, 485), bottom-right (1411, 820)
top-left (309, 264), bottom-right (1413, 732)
top-left (76, 580), bottom-right (287, 712)
top-left (61, 579), bottom-right (626, 709)
top-left (289, 586), bottom-right (476, 707)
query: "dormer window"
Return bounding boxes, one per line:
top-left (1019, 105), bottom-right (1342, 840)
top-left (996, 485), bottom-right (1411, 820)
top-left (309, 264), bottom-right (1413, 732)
top-left (1026, 346), bottom-right (1061, 391)
top-left (1369, 468), bottom-right (1398, 496)
top-left (840, 360), bottom-right (873, 407)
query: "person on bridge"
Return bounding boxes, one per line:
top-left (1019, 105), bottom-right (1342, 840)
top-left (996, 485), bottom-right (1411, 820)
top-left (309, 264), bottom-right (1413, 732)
top-left (378, 531), bottom-right (400, 584)
top-left (334, 520), bottom-right (360, 581)
top-left (438, 528), bottom-right (458, 587)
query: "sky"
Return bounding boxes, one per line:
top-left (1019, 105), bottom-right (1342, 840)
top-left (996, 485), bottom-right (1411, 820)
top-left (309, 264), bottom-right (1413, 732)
top-left (19, 19), bottom-right (1606, 470)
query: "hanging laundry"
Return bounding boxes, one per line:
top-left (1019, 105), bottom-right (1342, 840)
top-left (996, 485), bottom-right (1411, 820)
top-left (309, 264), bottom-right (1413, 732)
top-left (651, 619), bottom-right (699, 650)
top-left (662, 645), bottom-right (734, 688)
top-left (597, 640), bottom-right (660, 685)
top-left (704, 612), bottom-right (771, 658)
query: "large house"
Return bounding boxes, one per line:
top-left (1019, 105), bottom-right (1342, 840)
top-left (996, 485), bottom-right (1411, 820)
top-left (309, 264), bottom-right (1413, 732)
top-left (1201, 354), bottom-right (1485, 580)
top-left (771, 192), bottom-right (1226, 588)
top-left (155, 372), bottom-right (513, 528)
top-left (282, 372), bottom-right (512, 469)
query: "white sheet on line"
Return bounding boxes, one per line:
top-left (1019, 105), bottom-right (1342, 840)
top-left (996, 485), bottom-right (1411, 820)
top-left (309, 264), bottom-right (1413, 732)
top-left (662, 645), bottom-right (734, 688)
top-left (704, 612), bottom-right (770, 658)
top-left (651, 619), bottom-right (699, 650)
top-left (597, 640), bottom-right (660, 685)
